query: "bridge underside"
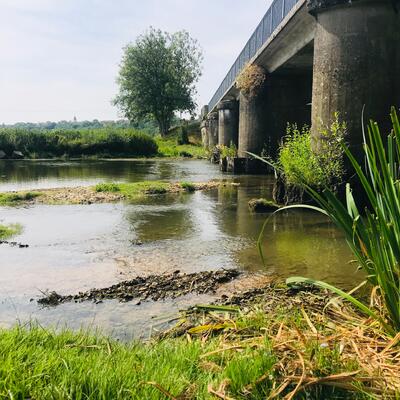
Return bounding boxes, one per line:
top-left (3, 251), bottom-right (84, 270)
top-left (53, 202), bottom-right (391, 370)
top-left (204, 0), bottom-right (400, 173)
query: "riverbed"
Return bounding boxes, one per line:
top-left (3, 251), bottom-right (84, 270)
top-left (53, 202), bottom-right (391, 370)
top-left (0, 159), bottom-right (359, 339)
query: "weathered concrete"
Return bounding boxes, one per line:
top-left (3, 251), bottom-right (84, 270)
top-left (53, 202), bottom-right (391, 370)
top-left (200, 120), bottom-right (209, 149)
top-left (238, 73), bottom-right (312, 159)
top-left (207, 112), bottom-right (219, 148)
top-left (217, 100), bottom-right (239, 147)
top-left (310, 0), bottom-right (400, 152)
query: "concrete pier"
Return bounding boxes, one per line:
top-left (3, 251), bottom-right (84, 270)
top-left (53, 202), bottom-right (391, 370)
top-left (207, 112), bottom-right (219, 148)
top-left (238, 73), bottom-right (312, 159)
top-left (309, 0), bottom-right (400, 152)
top-left (217, 100), bottom-right (239, 147)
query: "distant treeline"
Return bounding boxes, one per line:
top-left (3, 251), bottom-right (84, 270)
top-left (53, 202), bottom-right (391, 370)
top-left (0, 117), bottom-right (169, 136)
top-left (0, 128), bottom-right (158, 158)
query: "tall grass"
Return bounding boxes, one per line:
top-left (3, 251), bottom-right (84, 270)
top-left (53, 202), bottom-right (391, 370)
top-left (263, 108), bottom-right (400, 334)
top-left (0, 128), bottom-right (158, 158)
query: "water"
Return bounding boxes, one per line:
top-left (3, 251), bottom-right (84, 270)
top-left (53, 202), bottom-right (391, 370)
top-left (0, 159), bottom-right (359, 339)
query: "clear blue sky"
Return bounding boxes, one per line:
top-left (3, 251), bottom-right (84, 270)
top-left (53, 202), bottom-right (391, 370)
top-left (0, 0), bottom-right (272, 123)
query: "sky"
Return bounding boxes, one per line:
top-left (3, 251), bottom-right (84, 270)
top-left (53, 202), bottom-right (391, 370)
top-left (0, 0), bottom-right (272, 124)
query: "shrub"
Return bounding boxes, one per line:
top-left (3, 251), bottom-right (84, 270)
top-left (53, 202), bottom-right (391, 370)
top-left (0, 128), bottom-right (158, 158)
top-left (220, 143), bottom-right (237, 159)
top-left (278, 115), bottom-right (346, 190)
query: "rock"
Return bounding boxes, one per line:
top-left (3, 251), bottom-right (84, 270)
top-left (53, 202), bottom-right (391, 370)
top-left (0, 150), bottom-right (6, 159)
top-left (11, 150), bottom-right (24, 159)
top-left (248, 198), bottom-right (280, 213)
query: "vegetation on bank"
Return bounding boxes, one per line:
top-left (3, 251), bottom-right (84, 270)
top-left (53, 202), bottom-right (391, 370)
top-left (0, 128), bottom-right (158, 158)
top-left (0, 223), bottom-right (22, 239)
top-left (0, 191), bottom-right (41, 206)
top-left (1, 290), bottom-right (397, 399)
top-left (0, 124), bottom-right (206, 159)
top-left (0, 180), bottom-right (222, 205)
top-left (276, 114), bottom-right (347, 190)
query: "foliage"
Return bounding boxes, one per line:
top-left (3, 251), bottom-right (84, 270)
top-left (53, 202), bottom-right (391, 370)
top-left (219, 143), bottom-right (237, 159)
top-left (114, 27), bottom-right (203, 136)
top-left (94, 183), bottom-right (121, 193)
top-left (0, 306), bottom-right (370, 400)
top-left (261, 108), bottom-right (400, 335)
top-left (278, 115), bottom-right (347, 190)
top-left (236, 64), bottom-right (266, 98)
top-left (94, 181), bottom-right (169, 198)
top-left (0, 128), bottom-right (158, 158)
top-left (0, 191), bottom-right (40, 206)
top-left (177, 124), bottom-right (189, 145)
top-left (0, 223), bottom-right (22, 239)
top-left (156, 136), bottom-right (207, 159)
top-left (180, 181), bottom-right (196, 192)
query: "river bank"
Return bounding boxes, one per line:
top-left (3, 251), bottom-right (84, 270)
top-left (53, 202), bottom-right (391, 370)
top-left (2, 275), bottom-right (398, 399)
top-left (0, 180), bottom-right (232, 205)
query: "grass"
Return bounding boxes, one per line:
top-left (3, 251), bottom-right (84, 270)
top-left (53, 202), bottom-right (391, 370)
top-left (156, 135), bottom-right (207, 159)
top-left (0, 191), bottom-right (41, 206)
top-left (0, 223), bottom-right (22, 239)
top-left (0, 304), bottom-right (371, 400)
top-left (180, 181), bottom-right (196, 192)
top-left (95, 181), bottom-right (171, 198)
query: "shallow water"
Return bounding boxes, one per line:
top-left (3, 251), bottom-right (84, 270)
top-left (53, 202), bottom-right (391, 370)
top-left (0, 159), bottom-right (360, 339)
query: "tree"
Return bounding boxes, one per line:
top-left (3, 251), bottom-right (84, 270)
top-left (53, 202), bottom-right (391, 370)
top-left (113, 28), bottom-right (202, 136)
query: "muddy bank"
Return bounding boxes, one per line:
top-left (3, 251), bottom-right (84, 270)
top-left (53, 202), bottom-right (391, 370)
top-left (38, 269), bottom-right (240, 306)
top-left (2, 181), bottom-right (230, 205)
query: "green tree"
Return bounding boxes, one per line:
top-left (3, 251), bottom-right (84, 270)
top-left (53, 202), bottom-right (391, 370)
top-left (114, 28), bottom-right (202, 136)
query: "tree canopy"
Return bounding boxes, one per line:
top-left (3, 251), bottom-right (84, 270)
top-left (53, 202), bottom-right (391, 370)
top-left (114, 28), bottom-right (202, 136)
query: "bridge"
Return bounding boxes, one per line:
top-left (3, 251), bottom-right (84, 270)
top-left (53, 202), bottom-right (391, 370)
top-left (201, 0), bottom-right (400, 172)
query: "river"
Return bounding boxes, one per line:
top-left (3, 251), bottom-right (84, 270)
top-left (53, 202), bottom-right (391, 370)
top-left (0, 159), bottom-right (359, 339)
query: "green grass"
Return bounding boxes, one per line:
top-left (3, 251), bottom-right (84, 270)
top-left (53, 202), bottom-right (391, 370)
top-left (94, 181), bottom-right (170, 198)
top-left (156, 135), bottom-right (207, 159)
top-left (0, 223), bottom-right (22, 239)
top-left (180, 181), bottom-right (196, 192)
top-left (0, 309), bottom-right (363, 400)
top-left (0, 191), bottom-right (41, 206)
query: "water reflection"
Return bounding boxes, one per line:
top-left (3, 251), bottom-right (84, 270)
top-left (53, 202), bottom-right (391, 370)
top-left (0, 159), bottom-right (227, 191)
top-left (0, 160), bottom-right (360, 337)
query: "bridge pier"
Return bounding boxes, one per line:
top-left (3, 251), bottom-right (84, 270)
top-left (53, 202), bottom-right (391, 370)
top-left (309, 0), bottom-right (400, 152)
top-left (207, 111), bottom-right (219, 148)
top-left (217, 100), bottom-right (239, 147)
top-left (237, 73), bottom-right (312, 169)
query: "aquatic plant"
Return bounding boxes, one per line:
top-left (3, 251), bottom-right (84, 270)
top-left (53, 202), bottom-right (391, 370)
top-left (95, 183), bottom-right (121, 193)
top-left (259, 108), bottom-right (400, 334)
top-left (0, 191), bottom-right (40, 206)
top-left (180, 181), bottom-right (196, 192)
top-left (0, 223), bottom-right (22, 239)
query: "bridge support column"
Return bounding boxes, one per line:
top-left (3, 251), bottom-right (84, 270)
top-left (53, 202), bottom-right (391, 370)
top-left (217, 100), bottom-right (239, 147)
top-left (207, 112), bottom-right (219, 148)
top-left (309, 0), bottom-right (400, 153)
top-left (200, 120), bottom-right (209, 148)
top-left (238, 74), bottom-right (312, 169)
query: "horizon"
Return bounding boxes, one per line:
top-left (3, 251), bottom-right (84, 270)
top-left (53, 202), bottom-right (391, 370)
top-left (0, 0), bottom-right (272, 124)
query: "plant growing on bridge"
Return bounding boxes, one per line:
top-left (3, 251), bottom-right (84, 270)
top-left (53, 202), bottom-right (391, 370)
top-left (236, 64), bottom-right (266, 99)
top-left (114, 28), bottom-right (203, 136)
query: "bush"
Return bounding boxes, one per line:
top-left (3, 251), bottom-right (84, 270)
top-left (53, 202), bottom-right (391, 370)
top-left (220, 143), bottom-right (237, 159)
top-left (0, 128), bottom-right (158, 158)
top-left (180, 181), bottom-right (196, 192)
top-left (177, 125), bottom-right (189, 145)
top-left (278, 114), bottom-right (346, 190)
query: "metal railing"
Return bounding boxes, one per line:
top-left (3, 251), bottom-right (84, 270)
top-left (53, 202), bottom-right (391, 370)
top-left (208, 0), bottom-right (300, 111)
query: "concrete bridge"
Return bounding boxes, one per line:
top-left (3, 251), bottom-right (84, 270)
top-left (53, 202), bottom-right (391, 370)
top-left (201, 0), bottom-right (400, 172)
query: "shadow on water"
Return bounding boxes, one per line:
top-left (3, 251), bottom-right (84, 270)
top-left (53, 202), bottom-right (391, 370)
top-left (0, 159), bottom-right (360, 338)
